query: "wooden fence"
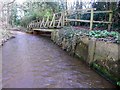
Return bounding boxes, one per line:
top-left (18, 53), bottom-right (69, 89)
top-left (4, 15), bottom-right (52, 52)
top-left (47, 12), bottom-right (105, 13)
top-left (28, 8), bottom-right (113, 31)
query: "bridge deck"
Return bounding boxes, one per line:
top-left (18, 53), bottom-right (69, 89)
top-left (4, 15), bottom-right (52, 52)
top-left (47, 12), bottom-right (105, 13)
top-left (33, 29), bottom-right (54, 32)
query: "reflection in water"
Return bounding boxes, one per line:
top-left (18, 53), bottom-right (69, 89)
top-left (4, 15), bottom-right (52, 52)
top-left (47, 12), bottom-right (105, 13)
top-left (2, 31), bottom-right (116, 88)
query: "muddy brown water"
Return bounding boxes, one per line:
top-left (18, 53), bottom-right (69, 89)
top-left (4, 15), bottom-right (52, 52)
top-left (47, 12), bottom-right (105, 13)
top-left (2, 31), bottom-right (116, 88)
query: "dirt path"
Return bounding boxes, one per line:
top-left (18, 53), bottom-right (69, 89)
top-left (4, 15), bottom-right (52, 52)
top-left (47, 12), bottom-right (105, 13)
top-left (2, 31), bottom-right (115, 88)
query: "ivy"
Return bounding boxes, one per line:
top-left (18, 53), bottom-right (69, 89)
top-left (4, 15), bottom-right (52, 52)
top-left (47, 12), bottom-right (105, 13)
top-left (61, 27), bottom-right (120, 44)
top-left (89, 30), bottom-right (120, 43)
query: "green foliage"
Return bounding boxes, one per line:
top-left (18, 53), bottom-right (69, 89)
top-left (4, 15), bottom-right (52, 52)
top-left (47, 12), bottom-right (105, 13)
top-left (89, 30), bottom-right (120, 43)
top-left (92, 63), bottom-right (110, 76)
top-left (111, 2), bottom-right (120, 32)
top-left (61, 27), bottom-right (89, 39)
top-left (62, 27), bottom-right (120, 44)
top-left (91, 62), bottom-right (119, 86)
top-left (19, 1), bottom-right (61, 27)
top-left (8, 3), bottom-right (21, 26)
top-left (8, 0), bottom-right (120, 33)
top-left (92, 1), bottom-right (120, 31)
top-left (20, 15), bottom-right (36, 27)
top-left (117, 81), bottom-right (120, 86)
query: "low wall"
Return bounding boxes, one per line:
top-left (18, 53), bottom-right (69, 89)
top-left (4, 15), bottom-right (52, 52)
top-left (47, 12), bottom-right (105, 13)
top-left (51, 29), bottom-right (120, 86)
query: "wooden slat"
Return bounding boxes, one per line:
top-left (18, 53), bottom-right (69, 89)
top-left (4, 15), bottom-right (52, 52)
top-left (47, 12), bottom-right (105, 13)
top-left (44, 16), bottom-right (49, 27)
top-left (33, 29), bottom-right (54, 32)
top-left (66, 19), bottom-right (112, 24)
top-left (66, 19), bottom-right (90, 22)
top-left (77, 10), bottom-right (113, 14)
top-left (50, 14), bottom-right (55, 27)
top-left (93, 10), bottom-right (113, 14)
top-left (93, 21), bottom-right (112, 24)
top-left (57, 14), bottom-right (63, 27)
top-left (40, 18), bottom-right (45, 28)
top-left (55, 20), bottom-right (59, 22)
top-left (65, 8), bottom-right (96, 13)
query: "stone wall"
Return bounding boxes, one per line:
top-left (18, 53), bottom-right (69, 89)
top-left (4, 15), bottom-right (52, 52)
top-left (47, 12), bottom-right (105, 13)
top-left (51, 29), bottom-right (120, 85)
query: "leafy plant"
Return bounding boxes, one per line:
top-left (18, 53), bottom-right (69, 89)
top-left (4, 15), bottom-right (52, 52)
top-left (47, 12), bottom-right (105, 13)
top-left (117, 81), bottom-right (120, 86)
top-left (89, 30), bottom-right (120, 43)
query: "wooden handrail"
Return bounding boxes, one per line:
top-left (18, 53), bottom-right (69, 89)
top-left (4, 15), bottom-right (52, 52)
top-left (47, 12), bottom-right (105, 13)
top-left (66, 19), bottom-right (112, 23)
top-left (28, 8), bottom-right (113, 30)
top-left (64, 8), bottom-right (96, 13)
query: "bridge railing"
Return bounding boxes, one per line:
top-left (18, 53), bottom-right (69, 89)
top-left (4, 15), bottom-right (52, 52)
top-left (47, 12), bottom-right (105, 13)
top-left (27, 8), bottom-right (113, 31)
top-left (64, 8), bottom-right (113, 30)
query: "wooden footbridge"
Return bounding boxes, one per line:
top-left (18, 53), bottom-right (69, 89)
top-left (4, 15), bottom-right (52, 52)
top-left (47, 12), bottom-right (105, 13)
top-left (27, 8), bottom-right (113, 33)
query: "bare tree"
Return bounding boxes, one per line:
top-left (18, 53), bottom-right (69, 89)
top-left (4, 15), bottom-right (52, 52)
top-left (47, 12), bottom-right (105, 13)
top-left (1, 0), bottom-right (16, 29)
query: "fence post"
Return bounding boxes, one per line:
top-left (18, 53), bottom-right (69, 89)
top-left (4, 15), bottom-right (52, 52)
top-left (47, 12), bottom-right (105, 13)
top-left (65, 11), bottom-right (68, 26)
top-left (62, 11), bottom-right (65, 27)
top-left (90, 8), bottom-right (94, 30)
top-left (108, 10), bottom-right (113, 31)
top-left (53, 14), bottom-right (55, 27)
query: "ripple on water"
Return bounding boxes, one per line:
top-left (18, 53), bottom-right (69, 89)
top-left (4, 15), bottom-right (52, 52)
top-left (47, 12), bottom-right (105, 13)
top-left (2, 32), bottom-right (116, 88)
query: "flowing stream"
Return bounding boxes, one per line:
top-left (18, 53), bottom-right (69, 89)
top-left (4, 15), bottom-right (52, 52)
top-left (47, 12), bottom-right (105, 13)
top-left (2, 31), bottom-right (116, 88)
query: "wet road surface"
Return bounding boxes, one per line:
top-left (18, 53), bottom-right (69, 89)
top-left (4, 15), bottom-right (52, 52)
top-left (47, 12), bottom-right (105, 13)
top-left (2, 31), bottom-right (115, 88)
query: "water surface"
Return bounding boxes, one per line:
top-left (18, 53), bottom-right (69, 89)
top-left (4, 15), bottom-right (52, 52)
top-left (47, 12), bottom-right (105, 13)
top-left (2, 31), bottom-right (115, 88)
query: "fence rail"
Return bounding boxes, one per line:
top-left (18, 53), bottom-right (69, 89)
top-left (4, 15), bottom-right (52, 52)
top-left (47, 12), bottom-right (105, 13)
top-left (28, 8), bottom-right (113, 31)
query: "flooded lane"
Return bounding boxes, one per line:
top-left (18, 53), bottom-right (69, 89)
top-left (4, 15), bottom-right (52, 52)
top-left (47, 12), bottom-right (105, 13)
top-left (2, 31), bottom-right (115, 88)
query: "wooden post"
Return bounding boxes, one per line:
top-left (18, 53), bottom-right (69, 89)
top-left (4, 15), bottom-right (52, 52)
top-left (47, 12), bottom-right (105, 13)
top-left (77, 11), bottom-right (79, 26)
top-left (62, 11), bottom-right (65, 27)
top-left (47, 16), bottom-right (49, 27)
top-left (40, 18), bottom-right (44, 28)
top-left (39, 20), bottom-right (41, 28)
top-left (37, 20), bottom-right (39, 28)
top-left (90, 9), bottom-right (94, 30)
top-left (78, 11), bottom-right (81, 26)
top-left (44, 16), bottom-right (49, 27)
top-left (57, 13), bottom-right (62, 27)
top-left (65, 11), bottom-right (68, 26)
top-left (53, 14), bottom-right (55, 27)
top-left (50, 14), bottom-right (55, 27)
top-left (75, 11), bottom-right (77, 26)
top-left (108, 10), bottom-right (113, 31)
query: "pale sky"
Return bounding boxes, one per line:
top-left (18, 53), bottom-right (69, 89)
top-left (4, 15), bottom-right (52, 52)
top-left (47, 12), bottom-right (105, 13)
top-left (16, 0), bottom-right (91, 4)
top-left (16, 0), bottom-right (25, 4)
top-left (16, 0), bottom-right (92, 4)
